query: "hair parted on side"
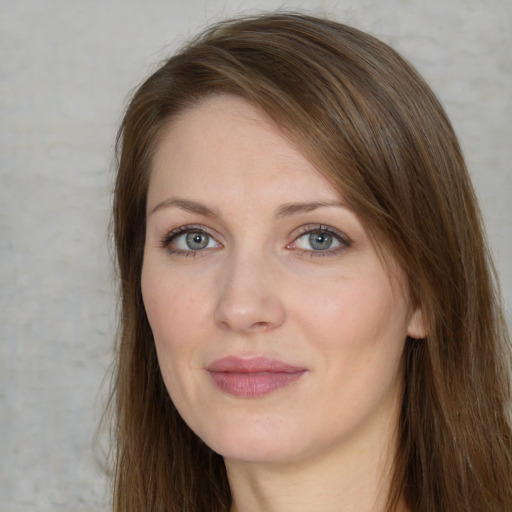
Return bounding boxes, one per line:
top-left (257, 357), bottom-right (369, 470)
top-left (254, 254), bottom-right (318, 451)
top-left (110, 12), bottom-right (512, 512)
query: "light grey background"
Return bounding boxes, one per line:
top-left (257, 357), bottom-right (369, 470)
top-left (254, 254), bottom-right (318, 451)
top-left (1, 1), bottom-right (510, 510)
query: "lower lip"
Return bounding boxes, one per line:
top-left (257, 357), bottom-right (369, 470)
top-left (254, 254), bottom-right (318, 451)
top-left (208, 370), bottom-right (306, 398)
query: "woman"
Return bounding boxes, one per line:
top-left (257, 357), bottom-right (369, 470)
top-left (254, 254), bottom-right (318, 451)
top-left (110, 12), bottom-right (512, 511)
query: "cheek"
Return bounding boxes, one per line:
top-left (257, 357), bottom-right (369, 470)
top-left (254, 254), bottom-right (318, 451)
top-left (141, 266), bottom-right (204, 407)
top-left (302, 277), bottom-right (408, 409)
top-left (296, 276), bottom-right (405, 345)
top-left (290, 271), bottom-right (409, 400)
top-left (141, 267), bottom-right (198, 390)
top-left (142, 262), bottom-right (210, 344)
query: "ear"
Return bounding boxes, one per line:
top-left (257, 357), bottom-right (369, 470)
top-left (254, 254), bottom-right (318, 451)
top-left (407, 306), bottom-right (427, 339)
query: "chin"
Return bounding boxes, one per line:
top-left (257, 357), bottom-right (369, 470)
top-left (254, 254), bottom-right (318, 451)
top-left (193, 412), bottom-right (315, 465)
top-left (212, 438), bottom-right (300, 465)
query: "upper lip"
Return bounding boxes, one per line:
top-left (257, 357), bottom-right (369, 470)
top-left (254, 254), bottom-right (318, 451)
top-left (207, 356), bottom-right (306, 373)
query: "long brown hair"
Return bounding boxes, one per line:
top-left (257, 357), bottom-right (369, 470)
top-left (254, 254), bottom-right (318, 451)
top-left (110, 12), bottom-right (512, 511)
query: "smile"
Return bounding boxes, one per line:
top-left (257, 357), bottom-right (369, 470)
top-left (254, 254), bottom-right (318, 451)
top-left (206, 356), bottom-right (307, 398)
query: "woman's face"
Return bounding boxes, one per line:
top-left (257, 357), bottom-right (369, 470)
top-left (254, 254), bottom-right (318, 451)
top-left (142, 94), bottom-right (424, 465)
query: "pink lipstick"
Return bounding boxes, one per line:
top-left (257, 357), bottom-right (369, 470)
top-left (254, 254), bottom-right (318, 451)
top-left (206, 356), bottom-right (307, 398)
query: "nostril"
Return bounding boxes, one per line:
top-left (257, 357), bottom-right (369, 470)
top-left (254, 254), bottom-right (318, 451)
top-left (252, 321), bottom-right (269, 329)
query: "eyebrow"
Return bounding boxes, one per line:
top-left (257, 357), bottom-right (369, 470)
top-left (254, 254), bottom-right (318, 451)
top-left (150, 197), bottom-right (349, 218)
top-left (275, 200), bottom-right (350, 218)
top-left (150, 198), bottom-right (217, 217)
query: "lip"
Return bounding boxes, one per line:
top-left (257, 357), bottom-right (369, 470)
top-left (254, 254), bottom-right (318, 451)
top-left (206, 356), bottom-right (307, 398)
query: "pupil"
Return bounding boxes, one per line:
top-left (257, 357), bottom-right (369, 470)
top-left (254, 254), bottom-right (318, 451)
top-left (186, 232), bottom-right (209, 250)
top-left (309, 232), bottom-right (332, 250)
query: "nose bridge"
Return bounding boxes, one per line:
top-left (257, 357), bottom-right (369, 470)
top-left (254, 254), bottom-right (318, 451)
top-left (213, 245), bottom-right (285, 333)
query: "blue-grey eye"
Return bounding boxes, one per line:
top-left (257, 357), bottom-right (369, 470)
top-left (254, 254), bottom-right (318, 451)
top-left (295, 230), bottom-right (342, 251)
top-left (171, 231), bottom-right (218, 251)
top-left (185, 232), bottom-right (210, 250)
top-left (309, 232), bottom-right (333, 250)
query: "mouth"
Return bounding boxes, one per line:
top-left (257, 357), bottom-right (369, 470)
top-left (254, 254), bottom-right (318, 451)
top-left (206, 356), bottom-right (307, 398)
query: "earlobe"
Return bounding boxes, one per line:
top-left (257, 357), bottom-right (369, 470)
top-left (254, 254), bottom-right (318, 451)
top-left (407, 307), bottom-right (427, 339)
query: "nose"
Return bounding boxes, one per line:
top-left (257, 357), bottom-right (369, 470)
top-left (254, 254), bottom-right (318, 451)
top-left (213, 251), bottom-right (286, 334)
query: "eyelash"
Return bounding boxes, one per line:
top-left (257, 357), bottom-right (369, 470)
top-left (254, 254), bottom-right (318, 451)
top-left (161, 225), bottom-right (220, 258)
top-left (161, 224), bottom-right (351, 258)
top-left (288, 224), bottom-right (351, 258)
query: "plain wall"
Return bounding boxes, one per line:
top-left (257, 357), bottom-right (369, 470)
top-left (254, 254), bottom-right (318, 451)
top-left (1, 1), bottom-right (510, 510)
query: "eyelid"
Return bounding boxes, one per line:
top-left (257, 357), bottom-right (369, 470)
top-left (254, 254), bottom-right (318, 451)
top-left (286, 224), bottom-right (351, 254)
top-left (161, 224), bottom-right (223, 253)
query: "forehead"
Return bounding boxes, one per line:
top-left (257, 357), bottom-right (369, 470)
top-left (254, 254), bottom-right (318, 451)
top-left (148, 94), bottom-right (342, 208)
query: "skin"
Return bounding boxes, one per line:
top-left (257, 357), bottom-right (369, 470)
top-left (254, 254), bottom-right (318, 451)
top-left (141, 94), bottom-right (424, 511)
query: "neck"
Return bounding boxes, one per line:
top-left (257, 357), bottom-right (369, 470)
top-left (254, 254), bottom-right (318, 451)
top-left (226, 409), bottom-right (404, 512)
